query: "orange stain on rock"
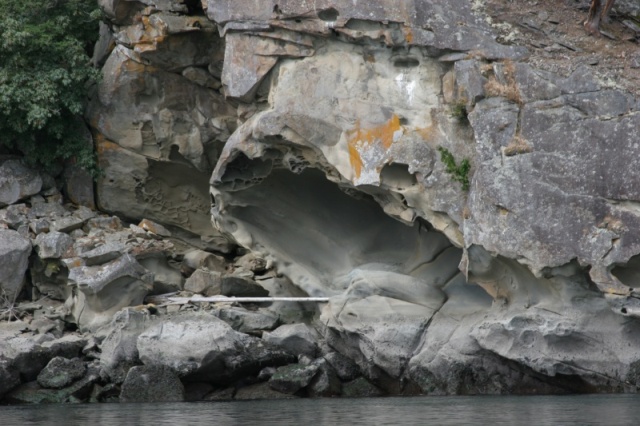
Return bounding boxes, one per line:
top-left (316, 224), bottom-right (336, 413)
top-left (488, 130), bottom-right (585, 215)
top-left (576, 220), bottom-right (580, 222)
top-left (404, 27), bottom-right (414, 44)
top-left (347, 114), bottom-right (402, 178)
top-left (95, 134), bottom-right (121, 156)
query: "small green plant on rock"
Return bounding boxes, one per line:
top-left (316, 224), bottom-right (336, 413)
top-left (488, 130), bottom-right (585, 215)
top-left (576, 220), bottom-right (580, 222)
top-left (437, 146), bottom-right (471, 191)
top-left (450, 100), bottom-right (468, 121)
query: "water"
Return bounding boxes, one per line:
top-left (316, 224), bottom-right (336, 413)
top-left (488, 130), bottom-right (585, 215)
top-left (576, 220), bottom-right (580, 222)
top-left (1, 395), bottom-right (639, 425)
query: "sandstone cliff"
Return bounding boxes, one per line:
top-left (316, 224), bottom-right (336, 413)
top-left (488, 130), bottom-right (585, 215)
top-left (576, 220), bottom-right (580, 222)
top-left (3, 0), bottom-right (640, 402)
top-left (87, 0), bottom-right (640, 394)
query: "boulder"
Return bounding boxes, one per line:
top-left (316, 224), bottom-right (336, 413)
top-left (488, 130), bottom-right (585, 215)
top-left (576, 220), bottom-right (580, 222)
top-left (0, 229), bottom-right (32, 300)
top-left (307, 359), bottom-right (342, 397)
top-left (323, 351), bottom-right (360, 381)
top-left (184, 269), bottom-right (222, 295)
top-left (262, 323), bottom-right (319, 358)
top-left (216, 307), bottom-right (279, 335)
top-left (220, 276), bottom-right (269, 297)
top-left (138, 219), bottom-right (171, 237)
top-left (100, 309), bottom-right (156, 384)
top-left (4, 366), bottom-right (99, 404)
top-left (182, 249), bottom-right (227, 274)
top-left (66, 254), bottom-right (154, 331)
top-left (0, 160), bottom-right (42, 207)
top-left (37, 357), bottom-right (86, 389)
top-left (138, 255), bottom-right (184, 294)
top-left (268, 363), bottom-right (319, 394)
top-left (78, 242), bottom-right (125, 266)
top-left (34, 231), bottom-right (73, 259)
top-left (0, 323), bottom-right (85, 383)
top-left (137, 313), bottom-right (295, 384)
top-left (119, 365), bottom-right (185, 403)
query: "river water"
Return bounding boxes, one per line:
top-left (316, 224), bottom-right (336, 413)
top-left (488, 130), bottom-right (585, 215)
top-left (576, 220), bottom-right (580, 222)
top-left (1, 394), bottom-right (639, 425)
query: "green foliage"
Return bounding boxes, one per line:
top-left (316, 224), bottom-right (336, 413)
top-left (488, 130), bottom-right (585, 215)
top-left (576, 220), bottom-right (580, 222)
top-left (437, 146), bottom-right (471, 191)
top-left (0, 0), bottom-right (101, 175)
top-left (449, 101), bottom-right (468, 121)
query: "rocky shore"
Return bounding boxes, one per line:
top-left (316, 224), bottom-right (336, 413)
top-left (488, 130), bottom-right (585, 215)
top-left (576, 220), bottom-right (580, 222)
top-left (4, 0), bottom-right (640, 405)
top-left (0, 159), bottom-right (396, 403)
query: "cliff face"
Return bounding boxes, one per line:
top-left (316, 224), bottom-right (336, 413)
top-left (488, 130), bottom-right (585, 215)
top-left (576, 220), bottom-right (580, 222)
top-left (86, 0), bottom-right (640, 394)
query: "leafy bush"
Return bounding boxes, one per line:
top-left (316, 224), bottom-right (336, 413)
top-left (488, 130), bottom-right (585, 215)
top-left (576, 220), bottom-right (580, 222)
top-left (437, 146), bottom-right (471, 191)
top-left (0, 0), bottom-right (101, 174)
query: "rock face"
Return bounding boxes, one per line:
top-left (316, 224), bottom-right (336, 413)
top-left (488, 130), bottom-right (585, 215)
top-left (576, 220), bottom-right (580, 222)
top-left (0, 230), bottom-right (31, 300)
top-left (73, 0), bottom-right (640, 398)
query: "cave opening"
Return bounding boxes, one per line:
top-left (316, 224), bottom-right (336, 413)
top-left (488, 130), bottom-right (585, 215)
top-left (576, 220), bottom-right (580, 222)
top-left (213, 162), bottom-right (463, 297)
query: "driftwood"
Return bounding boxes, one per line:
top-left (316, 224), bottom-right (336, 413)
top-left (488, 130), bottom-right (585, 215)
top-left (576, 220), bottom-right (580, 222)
top-left (145, 293), bottom-right (329, 305)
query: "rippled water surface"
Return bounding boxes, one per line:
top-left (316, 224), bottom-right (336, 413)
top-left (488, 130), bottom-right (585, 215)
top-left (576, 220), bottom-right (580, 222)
top-left (2, 394), bottom-right (640, 425)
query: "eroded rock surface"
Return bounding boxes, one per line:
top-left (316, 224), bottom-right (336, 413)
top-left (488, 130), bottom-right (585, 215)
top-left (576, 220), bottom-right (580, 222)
top-left (200, 0), bottom-right (640, 395)
top-left (0, 0), bottom-right (634, 403)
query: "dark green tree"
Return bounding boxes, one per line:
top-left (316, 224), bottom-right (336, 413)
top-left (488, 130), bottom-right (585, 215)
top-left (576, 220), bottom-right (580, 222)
top-left (0, 0), bottom-right (101, 174)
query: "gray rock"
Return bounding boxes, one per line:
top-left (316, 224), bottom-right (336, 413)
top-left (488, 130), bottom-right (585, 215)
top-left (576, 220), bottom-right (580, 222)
top-left (79, 242), bottom-right (125, 266)
top-left (66, 254), bottom-right (153, 331)
top-left (137, 313), bottom-right (295, 384)
top-left (453, 60), bottom-right (487, 109)
top-left (184, 268), bottom-right (222, 296)
top-left (37, 357), bottom-right (86, 389)
top-left (217, 307), bottom-right (279, 335)
top-left (86, 216), bottom-right (123, 232)
top-left (257, 366), bottom-right (277, 381)
top-left (4, 366), bottom-right (99, 404)
top-left (119, 365), bottom-right (185, 403)
top-left (324, 351), bottom-right (360, 381)
top-left (262, 323), bottom-right (319, 358)
top-left (50, 216), bottom-right (86, 233)
top-left (1, 203), bottom-right (30, 229)
top-left (87, 44), bottom-right (235, 252)
top-left (85, 0), bottom-right (640, 396)
top-left (182, 249), bottom-right (227, 274)
top-left (138, 218), bottom-right (171, 237)
top-left (307, 359), bottom-right (341, 397)
top-left (0, 229), bottom-right (32, 300)
top-left (0, 327), bottom-right (85, 383)
top-left (138, 255), bottom-right (184, 294)
top-left (0, 160), bottom-right (42, 207)
top-left (30, 257), bottom-right (70, 301)
top-left (34, 231), bottom-right (73, 259)
top-left (99, 309), bottom-right (156, 384)
top-left (221, 32), bottom-right (312, 101)
top-left (29, 218), bottom-right (50, 234)
top-left (220, 276), bottom-right (269, 297)
top-left (31, 202), bottom-right (66, 219)
top-left (268, 363), bottom-right (319, 394)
